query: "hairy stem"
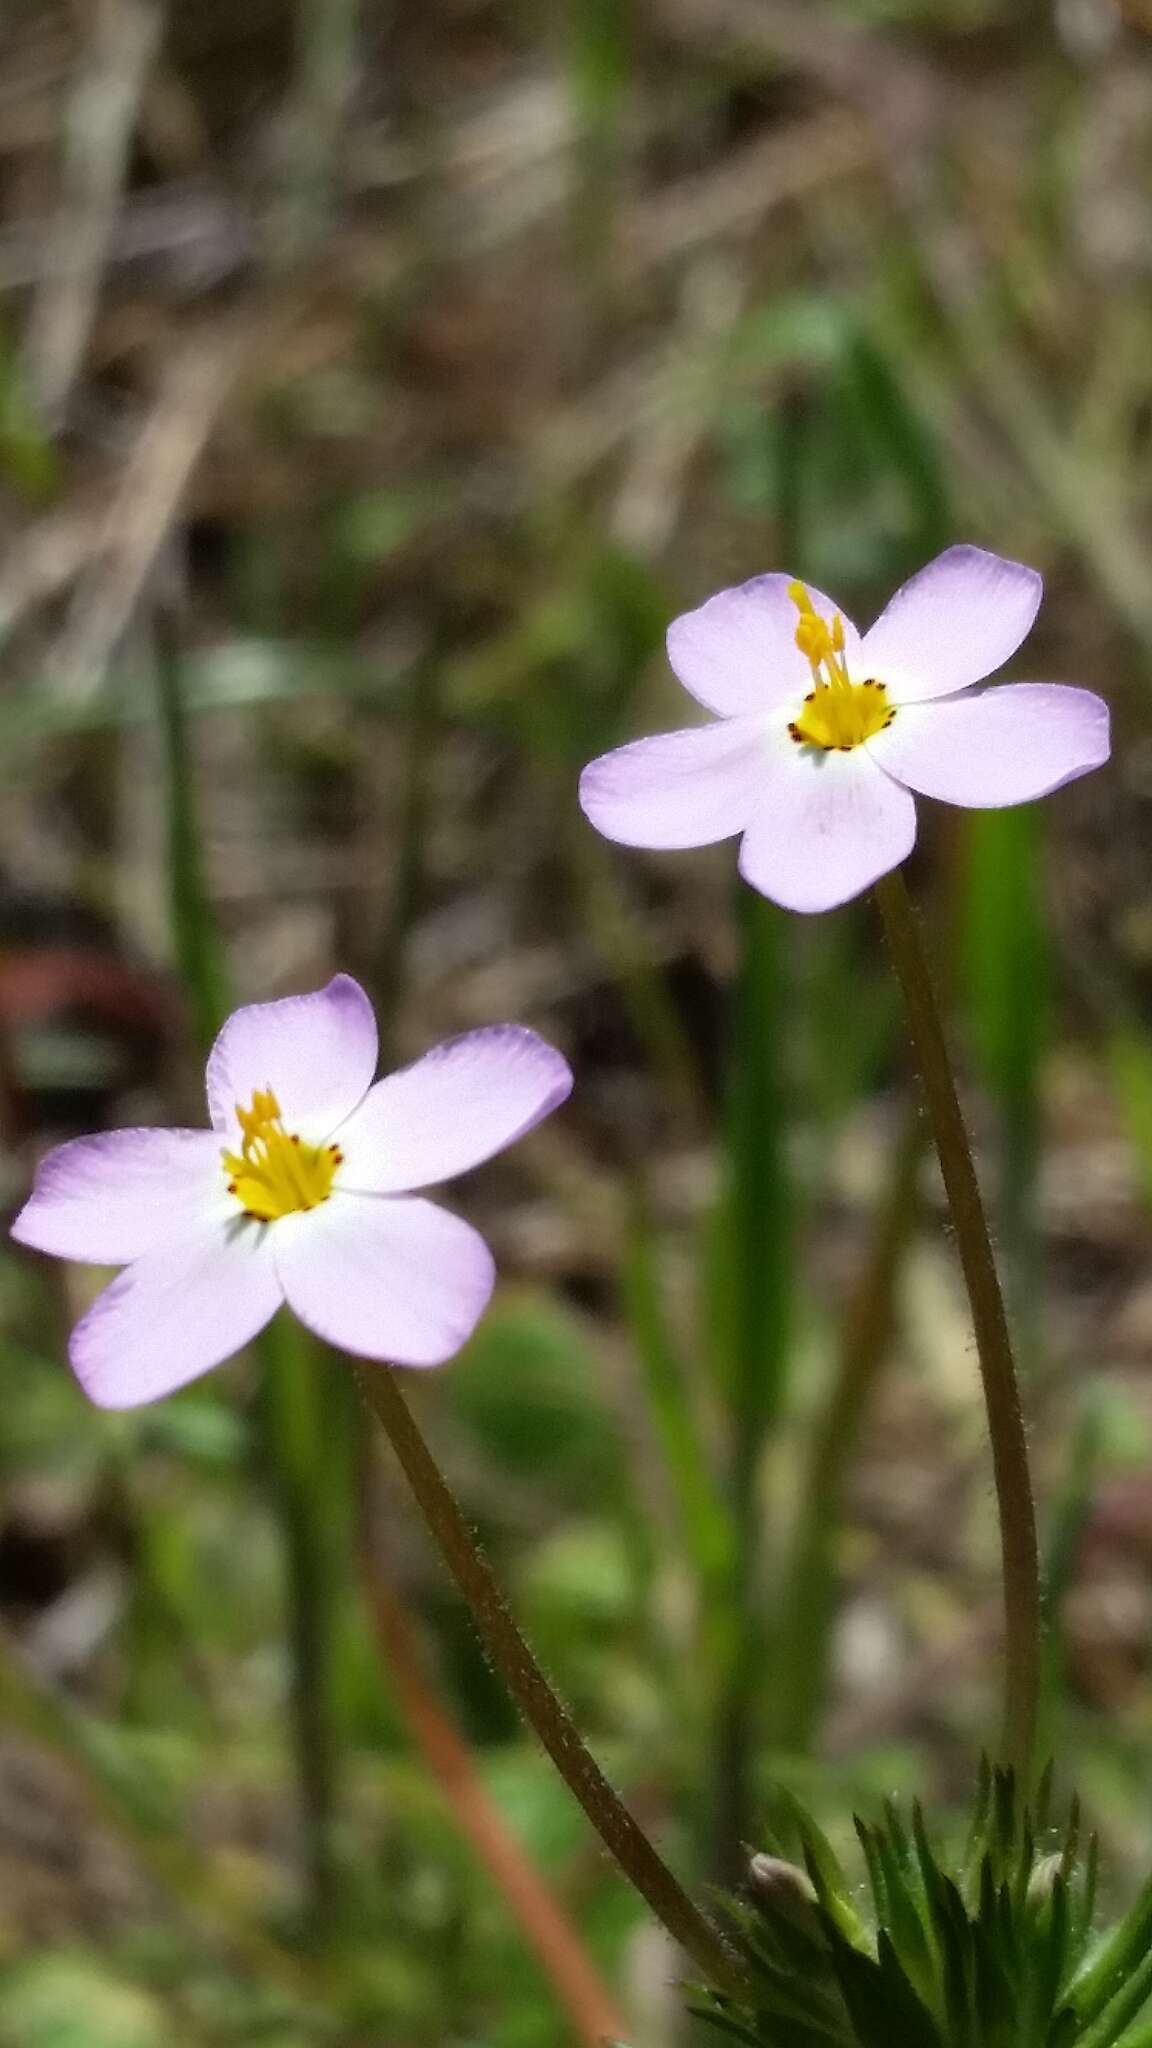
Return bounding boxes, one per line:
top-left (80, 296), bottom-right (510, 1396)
top-left (874, 867), bottom-right (1040, 1779)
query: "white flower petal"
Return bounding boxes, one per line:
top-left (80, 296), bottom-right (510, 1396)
top-left (667, 576), bottom-right (861, 716)
top-left (737, 727), bottom-right (917, 912)
top-left (866, 683), bottom-right (1111, 806)
top-left (275, 1194), bottom-right (495, 1366)
top-left (858, 545), bottom-right (1042, 702)
top-left (579, 718), bottom-right (766, 848)
top-left (206, 974), bottom-right (378, 1144)
top-left (336, 1027), bottom-right (572, 1193)
top-left (70, 1218), bottom-right (282, 1408)
top-left (12, 1128), bottom-right (226, 1264)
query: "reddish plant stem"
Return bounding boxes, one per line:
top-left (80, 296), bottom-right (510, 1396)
top-left (358, 1470), bottom-right (630, 2046)
top-left (355, 1363), bottom-right (745, 1998)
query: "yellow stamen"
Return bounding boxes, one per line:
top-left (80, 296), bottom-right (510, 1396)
top-left (786, 581), bottom-right (896, 752)
top-left (794, 611), bottom-right (836, 669)
top-left (223, 1087), bottom-right (342, 1222)
top-left (788, 678), bottom-right (894, 752)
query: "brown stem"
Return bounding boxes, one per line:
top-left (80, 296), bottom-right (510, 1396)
top-left (874, 868), bottom-right (1041, 1780)
top-left (354, 1363), bottom-right (745, 1997)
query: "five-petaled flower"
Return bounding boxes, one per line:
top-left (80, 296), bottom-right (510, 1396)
top-left (10, 975), bottom-right (572, 1408)
top-left (579, 546), bottom-right (1110, 913)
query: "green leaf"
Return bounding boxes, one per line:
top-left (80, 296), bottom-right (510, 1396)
top-left (689, 2006), bottom-right (764, 2046)
top-left (1077, 1941), bottom-right (1152, 2048)
top-left (829, 1929), bottom-right (943, 2048)
top-left (1071, 1869), bottom-right (1152, 2030)
top-left (767, 1795), bottom-right (862, 1950)
top-left (857, 1819), bottom-right (938, 2016)
top-left (451, 1293), bottom-right (626, 1504)
top-left (0, 1957), bottom-right (169, 2048)
top-left (621, 1181), bottom-right (731, 1588)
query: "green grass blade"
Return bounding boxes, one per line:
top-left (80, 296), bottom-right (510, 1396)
top-left (773, 1110), bottom-right (922, 1750)
top-left (960, 804), bottom-right (1048, 1350)
top-left (621, 1175), bottom-right (731, 1592)
top-left (151, 609), bottom-right (230, 1052)
top-left (150, 603), bottom-right (343, 1928)
top-left (703, 887), bottom-right (794, 1878)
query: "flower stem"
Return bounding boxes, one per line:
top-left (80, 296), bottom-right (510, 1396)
top-left (354, 1363), bottom-right (745, 1998)
top-left (873, 867), bottom-right (1041, 1780)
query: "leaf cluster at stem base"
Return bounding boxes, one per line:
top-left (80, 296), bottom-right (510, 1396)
top-left (695, 1765), bottom-right (1152, 2048)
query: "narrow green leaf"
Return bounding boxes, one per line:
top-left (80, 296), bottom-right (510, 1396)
top-left (1077, 1939), bottom-right (1152, 2048)
top-left (1072, 1870), bottom-right (1152, 2029)
top-left (838, 324), bottom-right (950, 566)
top-left (961, 804), bottom-right (1048, 1349)
top-left (621, 1179), bottom-right (731, 1589)
top-left (704, 888), bottom-right (794, 1871)
top-left (830, 1929), bottom-right (944, 2048)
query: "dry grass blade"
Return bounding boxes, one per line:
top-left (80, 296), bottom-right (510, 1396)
top-left (50, 311), bottom-right (254, 699)
top-left (0, 501), bottom-right (104, 646)
top-left (651, 0), bottom-right (940, 117)
top-left (23, 0), bottom-right (165, 420)
top-left (624, 111), bottom-right (875, 271)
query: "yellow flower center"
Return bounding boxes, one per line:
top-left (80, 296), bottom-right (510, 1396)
top-left (786, 581), bottom-right (895, 752)
top-left (222, 1088), bottom-right (343, 1222)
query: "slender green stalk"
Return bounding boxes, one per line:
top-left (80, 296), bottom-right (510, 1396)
top-left (1039, 1396), bottom-right (1104, 1761)
top-left (354, 1362), bottom-right (745, 1998)
top-left (571, 827), bottom-right (707, 1129)
top-left (622, 1175), bottom-right (730, 1592)
top-left (150, 603), bottom-right (340, 1923)
top-left (707, 888), bottom-right (792, 1881)
top-left (152, 607), bottom-right (228, 1050)
top-left (272, 0), bottom-right (361, 265)
top-left (372, 655), bottom-right (439, 1055)
top-left (874, 867), bottom-right (1041, 1780)
top-left (566, 0), bottom-right (631, 287)
top-left (260, 1315), bottom-right (342, 1920)
top-left (961, 806), bottom-right (1048, 1357)
top-left (773, 1107), bottom-right (922, 1750)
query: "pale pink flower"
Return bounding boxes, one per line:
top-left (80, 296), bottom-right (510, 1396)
top-left (579, 546), bottom-right (1110, 913)
top-left (11, 975), bottom-right (572, 1408)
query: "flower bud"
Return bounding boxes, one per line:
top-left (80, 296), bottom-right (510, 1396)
top-left (1026, 1852), bottom-right (1064, 1912)
top-left (748, 1854), bottom-right (822, 1936)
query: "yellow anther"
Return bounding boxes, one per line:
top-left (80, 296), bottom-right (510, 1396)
top-left (794, 612), bottom-right (835, 666)
top-left (784, 578), bottom-right (887, 742)
top-left (788, 579), bottom-right (852, 683)
top-left (223, 1087), bottom-right (342, 1222)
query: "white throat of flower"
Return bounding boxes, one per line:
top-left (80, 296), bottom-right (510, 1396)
top-left (786, 581), bottom-right (896, 752)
